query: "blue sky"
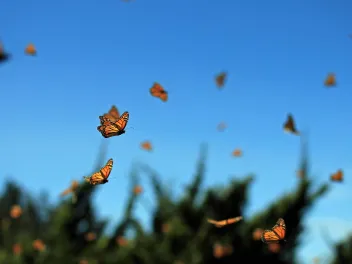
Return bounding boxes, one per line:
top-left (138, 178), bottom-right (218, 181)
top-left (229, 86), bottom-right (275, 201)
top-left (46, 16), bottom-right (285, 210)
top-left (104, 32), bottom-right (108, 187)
top-left (0, 0), bottom-right (351, 262)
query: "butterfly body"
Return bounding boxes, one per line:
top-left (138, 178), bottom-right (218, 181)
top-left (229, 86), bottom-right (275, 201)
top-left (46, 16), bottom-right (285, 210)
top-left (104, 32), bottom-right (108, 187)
top-left (261, 218), bottom-right (286, 244)
top-left (97, 106), bottom-right (129, 138)
top-left (83, 158), bottom-right (113, 185)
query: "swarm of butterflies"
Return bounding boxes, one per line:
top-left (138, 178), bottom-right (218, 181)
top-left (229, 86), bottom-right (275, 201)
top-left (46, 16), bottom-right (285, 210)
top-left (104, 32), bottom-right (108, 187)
top-left (1, 41), bottom-right (342, 257)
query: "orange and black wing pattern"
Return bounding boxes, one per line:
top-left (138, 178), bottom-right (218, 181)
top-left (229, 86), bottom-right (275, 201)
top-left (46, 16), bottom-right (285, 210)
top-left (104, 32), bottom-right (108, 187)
top-left (207, 216), bottom-right (242, 228)
top-left (150, 82), bottom-right (168, 102)
top-left (324, 73), bottom-right (336, 87)
top-left (99, 105), bottom-right (120, 124)
top-left (97, 110), bottom-right (129, 138)
top-left (215, 72), bottom-right (227, 88)
top-left (25, 43), bottom-right (37, 56)
top-left (0, 43), bottom-right (10, 64)
top-left (283, 114), bottom-right (299, 135)
top-left (330, 169), bottom-right (343, 182)
top-left (261, 218), bottom-right (286, 244)
top-left (83, 158), bottom-right (113, 185)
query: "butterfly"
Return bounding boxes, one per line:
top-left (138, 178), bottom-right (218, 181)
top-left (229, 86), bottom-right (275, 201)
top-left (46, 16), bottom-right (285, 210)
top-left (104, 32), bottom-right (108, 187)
top-left (83, 158), bottom-right (113, 185)
top-left (25, 43), bottom-right (36, 56)
top-left (324, 73), bottom-right (336, 87)
top-left (207, 216), bottom-right (242, 228)
top-left (60, 180), bottom-right (79, 203)
top-left (141, 141), bottom-right (152, 151)
top-left (60, 180), bottom-right (79, 197)
top-left (261, 218), bottom-right (286, 244)
top-left (283, 114), bottom-right (300, 135)
top-left (97, 106), bottom-right (129, 138)
top-left (330, 169), bottom-right (343, 182)
top-left (0, 43), bottom-right (10, 64)
top-left (217, 122), bottom-right (227, 131)
top-left (150, 82), bottom-right (168, 102)
top-left (215, 72), bottom-right (227, 88)
top-left (232, 148), bottom-right (242, 157)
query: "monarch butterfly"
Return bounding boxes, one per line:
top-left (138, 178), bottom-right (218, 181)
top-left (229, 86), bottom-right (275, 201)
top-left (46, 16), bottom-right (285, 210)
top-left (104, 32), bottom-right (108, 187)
top-left (232, 148), bottom-right (242, 157)
top-left (261, 218), bottom-right (286, 244)
top-left (330, 169), bottom-right (343, 182)
top-left (0, 43), bottom-right (10, 64)
top-left (60, 180), bottom-right (79, 197)
top-left (150, 82), bottom-right (168, 102)
top-left (207, 216), bottom-right (242, 228)
top-left (215, 72), bottom-right (227, 88)
top-left (283, 114), bottom-right (300, 135)
top-left (25, 43), bottom-right (36, 56)
top-left (141, 141), bottom-right (152, 151)
top-left (217, 122), bottom-right (227, 131)
top-left (97, 106), bottom-right (129, 138)
top-left (83, 158), bottom-right (113, 185)
top-left (324, 73), bottom-right (336, 87)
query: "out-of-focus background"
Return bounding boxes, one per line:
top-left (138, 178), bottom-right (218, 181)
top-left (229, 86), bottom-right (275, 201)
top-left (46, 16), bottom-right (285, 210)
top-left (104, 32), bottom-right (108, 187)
top-left (1, 0), bottom-right (351, 263)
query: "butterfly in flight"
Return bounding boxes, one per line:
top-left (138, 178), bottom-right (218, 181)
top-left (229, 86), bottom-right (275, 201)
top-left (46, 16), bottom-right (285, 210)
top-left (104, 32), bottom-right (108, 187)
top-left (324, 73), bottom-right (336, 87)
top-left (150, 82), bottom-right (168, 102)
top-left (0, 43), bottom-right (10, 64)
top-left (217, 122), bottom-right (227, 132)
top-left (207, 216), bottom-right (242, 228)
top-left (84, 158), bottom-right (113, 185)
top-left (60, 180), bottom-right (79, 203)
top-left (97, 105), bottom-right (129, 138)
top-left (232, 148), bottom-right (242, 157)
top-left (215, 72), bottom-right (227, 88)
top-left (25, 43), bottom-right (37, 56)
top-left (283, 114), bottom-right (300, 135)
top-left (140, 141), bottom-right (152, 151)
top-left (261, 218), bottom-right (286, 244)
top-left (330, 169), bottom-right (343, 182)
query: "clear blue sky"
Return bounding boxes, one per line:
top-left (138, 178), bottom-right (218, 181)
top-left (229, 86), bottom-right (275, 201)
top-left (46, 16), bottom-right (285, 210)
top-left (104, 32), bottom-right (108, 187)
top-left (1, 0), bottom-right (351, 262)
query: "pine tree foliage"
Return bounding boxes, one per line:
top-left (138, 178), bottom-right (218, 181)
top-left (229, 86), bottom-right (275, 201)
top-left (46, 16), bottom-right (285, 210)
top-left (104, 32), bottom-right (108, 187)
top-left (0, 141), bottom-right (349, 264)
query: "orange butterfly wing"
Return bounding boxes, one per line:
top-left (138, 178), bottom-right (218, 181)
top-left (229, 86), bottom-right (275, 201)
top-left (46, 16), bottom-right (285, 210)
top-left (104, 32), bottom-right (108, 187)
top-left (25, 43), bottom-right (36, 55)
top-left (99, 105), bottom-right (120, 124)
top-left (150, 82), bottom-right (168, 102)
top-left (100, 158), bottom-right (113, 179)
top-left (115, 111), bottom-right (129, 131)
top-left (261, 218), bottom-right (286, 244)
top-left (324, 73), bottom-right (336, 87)
top-left (97, 122), bottom-right (120, 138)
top-left (215, 72), bottom-right (227, 88)
top-left (330, 169), bottom-right (343, 182)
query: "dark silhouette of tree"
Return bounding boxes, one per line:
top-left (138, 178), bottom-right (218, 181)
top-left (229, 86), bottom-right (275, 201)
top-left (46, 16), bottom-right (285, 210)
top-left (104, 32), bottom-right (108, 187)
top-left (0, 141), bottom-right (336, 264)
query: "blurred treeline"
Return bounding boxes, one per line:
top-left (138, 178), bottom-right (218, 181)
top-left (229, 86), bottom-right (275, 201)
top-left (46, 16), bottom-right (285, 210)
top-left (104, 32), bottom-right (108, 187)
top-left (0, 143), bottom-right (351, 264)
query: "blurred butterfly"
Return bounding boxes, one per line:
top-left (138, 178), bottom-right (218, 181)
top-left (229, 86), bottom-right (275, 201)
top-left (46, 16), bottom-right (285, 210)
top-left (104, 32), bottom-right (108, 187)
top-left (141, 141), bottom-right (152, 151)
top-left (84, 158), bottom-right (113, 185)
top-left (207, 216), bottom-right (242, 228)
top-left (97, 106), bottom-right (129, 138)
top-left (232, 148), bottom-right (242, 157)
top-left (0, 43), bottom-right (10, 64)
top-left (313, 257), bottom-right (320, 264)
top-left (25, 43), bottom-right (36, 56)
top-left (261, 218), bottom-right (286, 244)
top-left (215, 72), bottom-right (227, 88)
top-left (150, 82), bottom-right (168, 102)
top-left (283, 114), bottom-right (300, 135)
top-left (60, 180), bottom-right (79, 203)
top-left (324, 73), bottom-right (336, 87)
top-left (330, 169), bottom-right (343, 182)
top-left (217, 122), bottom-right (227, 131)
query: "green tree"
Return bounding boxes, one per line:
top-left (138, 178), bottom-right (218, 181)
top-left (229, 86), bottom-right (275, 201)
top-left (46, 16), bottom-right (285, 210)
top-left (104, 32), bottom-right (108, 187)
top-left (0, 142), bottom-right (332, 264)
